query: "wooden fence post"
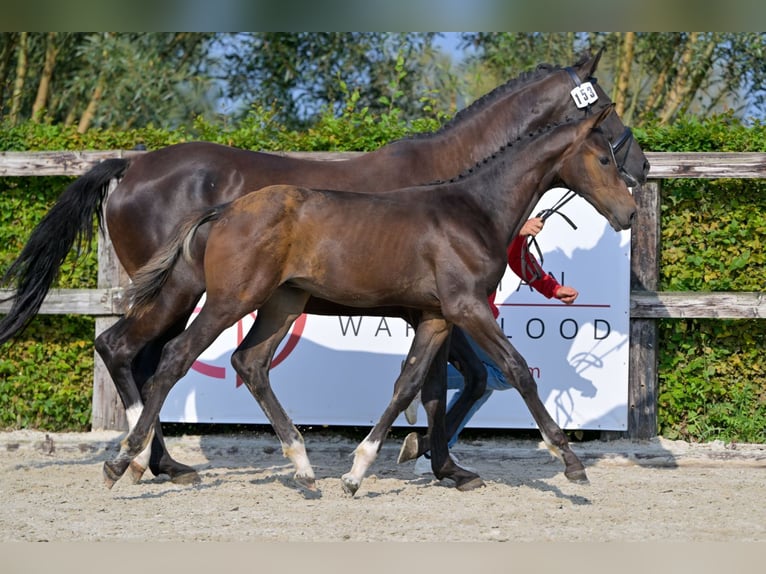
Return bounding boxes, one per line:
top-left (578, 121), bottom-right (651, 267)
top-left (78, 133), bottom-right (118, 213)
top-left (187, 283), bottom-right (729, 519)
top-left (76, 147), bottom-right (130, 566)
top-left (628, 181), bottom-right (661, 439)
top-left (91, 179), bottom-right (128, 431)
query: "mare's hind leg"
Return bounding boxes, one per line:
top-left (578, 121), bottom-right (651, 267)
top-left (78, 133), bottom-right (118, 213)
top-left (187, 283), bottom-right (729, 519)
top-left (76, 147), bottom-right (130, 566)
top-left (228, 287), bottom-right (316, 491)
top-left (341, 314), bottom-right (454, 496)
top-left (95, 285), bottom-right (202, 485)
top-left (459, 314), bottom-right (588, 483)
top-left (398, 326), bottom-right (488, 463)
top-left (133, 320), bottom-right (201, 484)
top-left (102, 299), bottom-right (242, 488)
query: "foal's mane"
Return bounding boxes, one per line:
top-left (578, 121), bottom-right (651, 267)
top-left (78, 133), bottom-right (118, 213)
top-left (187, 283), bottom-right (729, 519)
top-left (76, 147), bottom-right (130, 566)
top-left (425, 116), bottom-right (577, 188)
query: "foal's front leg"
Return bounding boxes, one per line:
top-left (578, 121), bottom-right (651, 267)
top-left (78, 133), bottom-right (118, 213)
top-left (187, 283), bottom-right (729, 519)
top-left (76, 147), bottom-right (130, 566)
top-left (463, 317), bottom-right (588, 483)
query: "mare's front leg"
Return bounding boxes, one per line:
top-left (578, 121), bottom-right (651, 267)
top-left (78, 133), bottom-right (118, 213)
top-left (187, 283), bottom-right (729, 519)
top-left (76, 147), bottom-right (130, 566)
top-left (340, 314), bottom-right (451, 497)
top-left (418, 340), bottom-right (485, 492)
top-left (229, 288), bottom-right (317, 492)
top-left (461, 314), bottom-right (588, 483)
top-left (398, 325), bottom-right (488, 464)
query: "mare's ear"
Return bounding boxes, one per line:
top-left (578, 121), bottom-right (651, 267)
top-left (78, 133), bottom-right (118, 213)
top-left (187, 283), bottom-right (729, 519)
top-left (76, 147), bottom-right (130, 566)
top-left (577, 47), bottom-right (604, 80)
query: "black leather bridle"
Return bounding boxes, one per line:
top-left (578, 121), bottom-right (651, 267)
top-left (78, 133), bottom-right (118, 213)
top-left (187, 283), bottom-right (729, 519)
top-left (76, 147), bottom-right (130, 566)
top-left (519, 66), bottom-right (637, 284)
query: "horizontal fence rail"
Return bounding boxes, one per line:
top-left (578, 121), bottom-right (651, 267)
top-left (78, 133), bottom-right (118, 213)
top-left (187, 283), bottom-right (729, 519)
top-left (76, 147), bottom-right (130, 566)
top-left (3, 288), bottom-right (765, 320)
top-left (1, 149), bottom-right (765, 437)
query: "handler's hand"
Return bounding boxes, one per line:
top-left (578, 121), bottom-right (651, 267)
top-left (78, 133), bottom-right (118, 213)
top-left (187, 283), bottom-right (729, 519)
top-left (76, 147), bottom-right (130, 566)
top-left (554, 285), bottom-right (579, 305)
top-left (519, 217), bottom-right (544, 237)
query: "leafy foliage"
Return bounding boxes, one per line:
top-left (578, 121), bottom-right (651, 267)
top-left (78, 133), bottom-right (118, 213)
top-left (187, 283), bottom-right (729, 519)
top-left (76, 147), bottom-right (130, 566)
top-left (641, 112), bottom-right (766, 442)
top-left (0, 109), bottom-right (764, 441)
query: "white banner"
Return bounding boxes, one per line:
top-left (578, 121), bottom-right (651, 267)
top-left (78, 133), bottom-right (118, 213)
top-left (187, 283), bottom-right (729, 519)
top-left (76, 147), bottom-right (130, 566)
top-left (160, 190), bottom-right (631, 430)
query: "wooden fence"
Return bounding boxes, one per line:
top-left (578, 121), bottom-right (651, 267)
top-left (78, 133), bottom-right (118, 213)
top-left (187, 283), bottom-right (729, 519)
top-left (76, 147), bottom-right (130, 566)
top-left (2, 150), bottom-right (765, 438)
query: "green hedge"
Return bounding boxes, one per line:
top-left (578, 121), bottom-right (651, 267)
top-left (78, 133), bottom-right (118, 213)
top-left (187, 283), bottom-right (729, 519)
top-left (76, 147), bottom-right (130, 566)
top-left (1, 108), bottom-right (765, 441)
top-left (638, 113), bottom-right (766, 442)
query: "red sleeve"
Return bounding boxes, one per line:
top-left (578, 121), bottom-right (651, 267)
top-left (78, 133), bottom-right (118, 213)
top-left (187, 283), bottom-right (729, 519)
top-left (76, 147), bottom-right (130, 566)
top-left (487, 291), bottom-right (500, 319)
top-left (507, 235), bottom-right (561, 299)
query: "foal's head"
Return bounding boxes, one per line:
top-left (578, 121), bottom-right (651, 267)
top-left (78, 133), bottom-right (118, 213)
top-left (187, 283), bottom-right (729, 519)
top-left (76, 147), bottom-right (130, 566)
top-left (557, 104), bottom-right (637, 231)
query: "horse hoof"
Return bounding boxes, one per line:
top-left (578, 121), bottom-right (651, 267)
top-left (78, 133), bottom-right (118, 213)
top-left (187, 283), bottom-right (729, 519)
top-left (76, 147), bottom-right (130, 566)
top-left (456, 476), bottom-right (486, 492)
top-left (102, 461), bottom-right (123, 489)
top-left (127, 461), bottom-right (146, 484)
top-left (565, 468), bottom-right (589, 484)
top-left (340, 474), bottom-right (360, 497)
top-left (397, 432), bottom-right (420, 464)
top-left (294, 473), bottom-right (318, 492)
top-left (170, 469), bottom-right (202, 485)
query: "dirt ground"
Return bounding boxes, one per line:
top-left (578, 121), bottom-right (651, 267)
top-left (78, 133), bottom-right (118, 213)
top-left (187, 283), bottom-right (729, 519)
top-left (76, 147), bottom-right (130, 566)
top-left (2, 428), bottom-right (766, 543)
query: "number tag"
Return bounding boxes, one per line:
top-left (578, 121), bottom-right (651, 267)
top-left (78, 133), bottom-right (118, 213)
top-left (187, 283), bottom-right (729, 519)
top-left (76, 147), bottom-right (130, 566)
top-left (570, 81), bottom-right (598, 108)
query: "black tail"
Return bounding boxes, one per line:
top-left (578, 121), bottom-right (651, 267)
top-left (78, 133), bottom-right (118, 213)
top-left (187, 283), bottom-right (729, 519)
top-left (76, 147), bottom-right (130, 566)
top-left (126, 205), bottom-right (224, 318)
top-left (0, 158), bottom-right (130, 344)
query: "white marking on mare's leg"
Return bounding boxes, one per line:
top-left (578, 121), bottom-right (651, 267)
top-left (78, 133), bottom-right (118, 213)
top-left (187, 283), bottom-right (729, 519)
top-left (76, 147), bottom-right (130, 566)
top-left (124, 403), bottom-right (152, 483)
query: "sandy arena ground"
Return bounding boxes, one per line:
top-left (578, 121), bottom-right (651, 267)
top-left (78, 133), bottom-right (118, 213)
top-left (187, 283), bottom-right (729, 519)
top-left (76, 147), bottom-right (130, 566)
top-left (1, 428), bottom-right (766, 543)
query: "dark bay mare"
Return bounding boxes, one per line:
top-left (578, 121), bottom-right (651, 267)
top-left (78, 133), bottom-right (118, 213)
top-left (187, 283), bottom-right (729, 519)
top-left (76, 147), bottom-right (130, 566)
top-left (0, 50), bottom-right (649, 486)
top-left (105, 105), bottom-right (637, 496)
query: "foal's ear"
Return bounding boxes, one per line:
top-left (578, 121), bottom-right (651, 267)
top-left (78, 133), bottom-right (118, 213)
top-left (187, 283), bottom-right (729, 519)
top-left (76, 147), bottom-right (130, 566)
top-left (573, 103), bottom-right (615, 142)
top-left (592, 102), bottom-right (615, 128)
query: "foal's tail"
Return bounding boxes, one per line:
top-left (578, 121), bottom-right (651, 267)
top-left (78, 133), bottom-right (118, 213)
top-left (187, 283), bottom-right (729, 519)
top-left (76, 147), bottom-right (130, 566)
top-left (0, 158), bottom-right (130, 345)
top-left (126, 205), bottom-right (225, 318)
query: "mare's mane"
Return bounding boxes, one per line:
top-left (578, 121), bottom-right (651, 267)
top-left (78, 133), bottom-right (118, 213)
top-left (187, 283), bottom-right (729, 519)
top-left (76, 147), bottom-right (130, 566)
top-left (397, 51), bottom-right (593, 146)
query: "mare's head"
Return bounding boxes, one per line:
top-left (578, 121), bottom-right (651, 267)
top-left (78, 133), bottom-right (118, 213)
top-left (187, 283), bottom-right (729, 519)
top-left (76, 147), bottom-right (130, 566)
top-left (555, 104), bottom-right (637, 231)
top-left (554, 48), bottom-right (650, 187)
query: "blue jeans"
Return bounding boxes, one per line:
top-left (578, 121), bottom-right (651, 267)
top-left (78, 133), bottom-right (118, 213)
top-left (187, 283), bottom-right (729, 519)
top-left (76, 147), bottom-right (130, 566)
top-left (446, 333), bottom-right (513, 448)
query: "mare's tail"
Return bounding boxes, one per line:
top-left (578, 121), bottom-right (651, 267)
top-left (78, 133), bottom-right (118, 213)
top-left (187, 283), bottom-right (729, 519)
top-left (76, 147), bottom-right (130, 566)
top-left (126, 205), bottom-right (225, 318)
top-left (0, 158), bottom-right (130, 345)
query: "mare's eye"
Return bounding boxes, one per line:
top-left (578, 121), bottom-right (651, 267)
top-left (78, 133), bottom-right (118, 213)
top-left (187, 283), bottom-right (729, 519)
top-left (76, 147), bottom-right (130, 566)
top-left (599, 156), bottom-right (610, 165)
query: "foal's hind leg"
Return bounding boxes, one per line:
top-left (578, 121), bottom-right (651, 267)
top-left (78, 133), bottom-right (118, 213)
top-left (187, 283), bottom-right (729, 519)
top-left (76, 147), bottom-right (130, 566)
top-left (229, 288), bottom-right (316, 492)
top-left (135, 327), bottom-right (202, 485)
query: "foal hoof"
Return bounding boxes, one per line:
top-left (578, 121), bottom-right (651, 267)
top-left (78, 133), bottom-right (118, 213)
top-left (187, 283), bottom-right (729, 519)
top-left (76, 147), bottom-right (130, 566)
top-left (294, 473), bottom-right (318, 493)
top-left (397, 432), bottom-right (421, 464)
top-left (565, 468), bottom-right (589, 484)
top-left (340, 473), bottom-right (361, 497)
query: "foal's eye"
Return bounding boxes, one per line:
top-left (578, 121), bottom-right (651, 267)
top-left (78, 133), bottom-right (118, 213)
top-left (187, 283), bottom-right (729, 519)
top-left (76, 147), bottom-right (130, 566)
top-left (599, 156), bottom-right (610, 165)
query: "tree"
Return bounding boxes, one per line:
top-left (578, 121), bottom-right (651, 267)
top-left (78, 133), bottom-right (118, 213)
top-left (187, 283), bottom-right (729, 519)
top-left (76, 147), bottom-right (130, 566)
top-left (216, 32), bottom-right (442, 128)
top-left (459, 32), bottom-right (766, 125)
top-left (0, 32), bottom-right (219, 131)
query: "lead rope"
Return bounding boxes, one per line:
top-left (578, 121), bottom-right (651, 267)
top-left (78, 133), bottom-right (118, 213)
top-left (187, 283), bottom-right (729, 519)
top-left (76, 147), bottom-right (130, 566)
top-left (520, 190), bottom-right (578, 284)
